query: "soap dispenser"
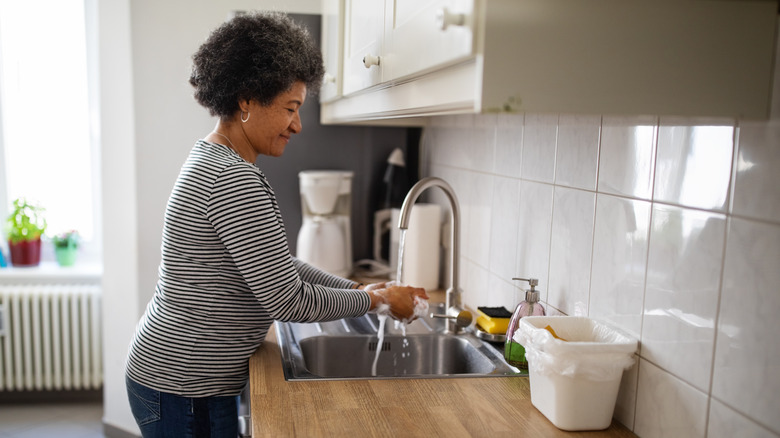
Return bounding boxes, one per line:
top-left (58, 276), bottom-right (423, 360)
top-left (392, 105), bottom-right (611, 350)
top-left (504, 277), bottom-right (546, 370)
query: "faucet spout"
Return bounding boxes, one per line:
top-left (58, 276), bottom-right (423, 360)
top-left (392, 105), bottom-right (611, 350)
top-left (398, 177), bottom-right (471, 334)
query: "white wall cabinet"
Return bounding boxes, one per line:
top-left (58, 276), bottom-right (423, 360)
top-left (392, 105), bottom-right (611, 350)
top-left (341, 0), bottom-right (385, 95)
top-left (381, 0), bottom-right (475, 83)
top-left (320, 0), bottom-right (342, 102)
top-left (320, 0), bottom-right (778, 124)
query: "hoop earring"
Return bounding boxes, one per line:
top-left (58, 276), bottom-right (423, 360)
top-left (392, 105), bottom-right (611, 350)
top-left (241, 112), bottom-right (250, 123)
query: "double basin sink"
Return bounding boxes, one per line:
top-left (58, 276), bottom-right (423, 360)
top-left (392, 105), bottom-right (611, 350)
top-left (275, 303), bottom-right (522, 380)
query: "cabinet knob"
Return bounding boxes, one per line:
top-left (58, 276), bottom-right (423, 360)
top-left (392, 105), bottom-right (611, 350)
top-left (436, 7), bottom-right (467, 30)
top-left (323, 73), bottom-right (336, 84)
top-left (363, 54), bottom-right (380, 69)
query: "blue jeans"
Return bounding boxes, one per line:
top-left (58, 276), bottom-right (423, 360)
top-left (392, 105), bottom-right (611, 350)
top-left (126, 375), bottom-right (239, 438)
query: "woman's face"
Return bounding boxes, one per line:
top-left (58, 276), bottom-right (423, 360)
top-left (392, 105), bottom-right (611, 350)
top-left (244, 81), bottom-right (307, 158)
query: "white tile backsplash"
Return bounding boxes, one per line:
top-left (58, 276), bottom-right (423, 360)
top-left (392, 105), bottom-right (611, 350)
top-left (464, 115), bottom-right (496, 173)
top-left (548, 186), bottom-right (596, 316)
top-left (424, 105), bottom-right (780, 437)
top-left (488, 176), bottom-right (520, 282)
top-left (654, 119), bottom-right (734, 212)
top-left (515, 180), bottom-right (554, 303)
top-left (614, 361), bottom-right (639, 431)
top-left (493, 113), bottom-right (524, 177)
top-left (462, 259), bottom-right (489, 311)
top-left (460, 171), bottom-right (493, 268)
top-left (634, 359), bottom-right (709, 438)
top-left (712, 217), bottom-right (780, 434)
top-left (708, 399), bottom-right (778, 438)
top-left (732, 122), bottom-right (780, 223)
top-left (589, 194), bottom-right (651, 339)
top-left (598, 116), bottom-right (658, 200)
top-left (520, 113), bottom-right (558, 183)
top-left (555, 114), bottom-right (601, 190)
top-left (642, 205), bottom-right (725, 392)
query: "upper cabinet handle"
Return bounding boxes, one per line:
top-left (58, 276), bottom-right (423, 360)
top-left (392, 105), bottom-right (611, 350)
top-left (323, 73), bottom-right (336, 84)
top-left (363, 54), bottom-right (380, 69)
top-left (436, 7), bottom-right (467, 31)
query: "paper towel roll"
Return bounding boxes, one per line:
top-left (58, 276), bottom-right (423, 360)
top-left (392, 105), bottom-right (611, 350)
top-left (391, 203), bottom-right (441, 290)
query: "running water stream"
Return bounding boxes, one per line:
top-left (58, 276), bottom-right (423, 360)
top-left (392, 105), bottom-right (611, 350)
top-left (371, 310), bottom-right (389, 376)
top-left (396, 229), bottom-right (407, 285)
top-left (371, 299), bottom-right (428, 376)
top-left (371, 230), bottom-right (429, 376)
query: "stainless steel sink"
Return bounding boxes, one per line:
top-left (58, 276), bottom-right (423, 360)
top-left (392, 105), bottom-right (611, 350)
top-left (275, 303), bottom-right (522, 380)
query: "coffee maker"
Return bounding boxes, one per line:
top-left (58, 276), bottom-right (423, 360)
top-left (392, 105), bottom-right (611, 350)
top-left (296, 170), bottom-right (353, 277)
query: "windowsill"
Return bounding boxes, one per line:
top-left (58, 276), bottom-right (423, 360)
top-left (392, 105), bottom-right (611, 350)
top-left (0, 261), bottom-right (102, 284)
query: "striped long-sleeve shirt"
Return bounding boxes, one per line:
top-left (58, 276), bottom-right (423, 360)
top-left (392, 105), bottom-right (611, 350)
top-left (126, 140), bottom-right (370, 397)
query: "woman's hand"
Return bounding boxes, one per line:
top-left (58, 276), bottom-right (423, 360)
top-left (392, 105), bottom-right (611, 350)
top-left (366, 282), bottom-right (429, 322)
top-left (363, 281), bottom-right (389, 292)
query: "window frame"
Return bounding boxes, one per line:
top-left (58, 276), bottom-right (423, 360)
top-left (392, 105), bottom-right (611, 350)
top-left (0, 0), bottom-right (102, 266)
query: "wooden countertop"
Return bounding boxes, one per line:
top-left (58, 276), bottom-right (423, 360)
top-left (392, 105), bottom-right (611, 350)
top-left (248, 322), bottom-right (638, 437)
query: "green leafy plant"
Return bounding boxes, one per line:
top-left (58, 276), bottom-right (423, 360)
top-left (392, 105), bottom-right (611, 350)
top-left (52, 230), bottom-right (80, 249)
top-left (5, 198), bottom-right (47, 244)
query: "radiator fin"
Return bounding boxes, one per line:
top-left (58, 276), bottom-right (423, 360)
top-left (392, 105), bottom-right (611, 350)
top-left (0, 284), bottom-right (102, 391)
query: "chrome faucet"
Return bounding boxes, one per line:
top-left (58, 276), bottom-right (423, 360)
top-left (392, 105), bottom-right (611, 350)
top-left (398, 177), bottom-right (473, 334)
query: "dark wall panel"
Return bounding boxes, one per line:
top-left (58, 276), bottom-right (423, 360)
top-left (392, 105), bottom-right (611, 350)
top-left (256, 14), bottom-right (419, 262)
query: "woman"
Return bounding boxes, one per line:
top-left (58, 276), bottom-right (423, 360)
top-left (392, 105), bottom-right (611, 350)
top-left (125, 12), bottom-right (427, 437)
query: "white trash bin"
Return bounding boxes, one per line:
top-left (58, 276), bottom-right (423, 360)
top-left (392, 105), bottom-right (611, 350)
top-left (514, 316), bottom-right (638, 431)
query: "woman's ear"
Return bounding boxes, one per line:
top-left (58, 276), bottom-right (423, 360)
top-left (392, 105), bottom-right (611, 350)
top-left (238, 98), bottom-right (252, 113)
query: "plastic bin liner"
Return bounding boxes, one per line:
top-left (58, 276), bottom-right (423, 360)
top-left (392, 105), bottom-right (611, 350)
top-left (514, 316), bottom-right (637, 382)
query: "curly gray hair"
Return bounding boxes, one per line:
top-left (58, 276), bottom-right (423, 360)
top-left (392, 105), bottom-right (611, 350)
top-left (189, 11), bottom-right (324, 118)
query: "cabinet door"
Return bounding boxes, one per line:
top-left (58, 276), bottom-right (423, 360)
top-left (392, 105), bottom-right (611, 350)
top-left (320, 0), bottom-right (342, 102)
top-left (382, 0), bottom-right (474, 82)
top-left (342, 0), bottom-right (384, 95)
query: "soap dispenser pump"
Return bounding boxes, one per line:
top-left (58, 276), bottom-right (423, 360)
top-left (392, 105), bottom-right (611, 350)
top-left (504, 277), bottom-right (546, 370)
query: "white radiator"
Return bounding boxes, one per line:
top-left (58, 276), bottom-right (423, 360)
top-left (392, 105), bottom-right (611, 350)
top-left (0, 284), bottom-right (102, 391)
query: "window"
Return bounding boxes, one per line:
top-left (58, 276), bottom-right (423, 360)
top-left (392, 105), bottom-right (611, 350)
top-left (0, 0), bottom-right (100, 263)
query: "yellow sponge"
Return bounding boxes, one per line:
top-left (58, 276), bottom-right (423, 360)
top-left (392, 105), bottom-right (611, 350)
top-left (476, 307), bottom-right (512, 334)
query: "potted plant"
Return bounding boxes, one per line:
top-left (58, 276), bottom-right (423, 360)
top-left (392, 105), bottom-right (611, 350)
top-left (4, 198), bottom-right (47, 267)
top-left (52, 230), bottom-right (80, 267)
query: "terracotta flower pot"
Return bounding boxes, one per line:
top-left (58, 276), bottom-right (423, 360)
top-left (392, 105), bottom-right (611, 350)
top-left (8, 238), bottom-right (42, 267)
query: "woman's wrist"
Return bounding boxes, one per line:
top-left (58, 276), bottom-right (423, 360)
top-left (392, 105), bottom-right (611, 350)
top-left (366, 290), bottom-right (382, 311)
